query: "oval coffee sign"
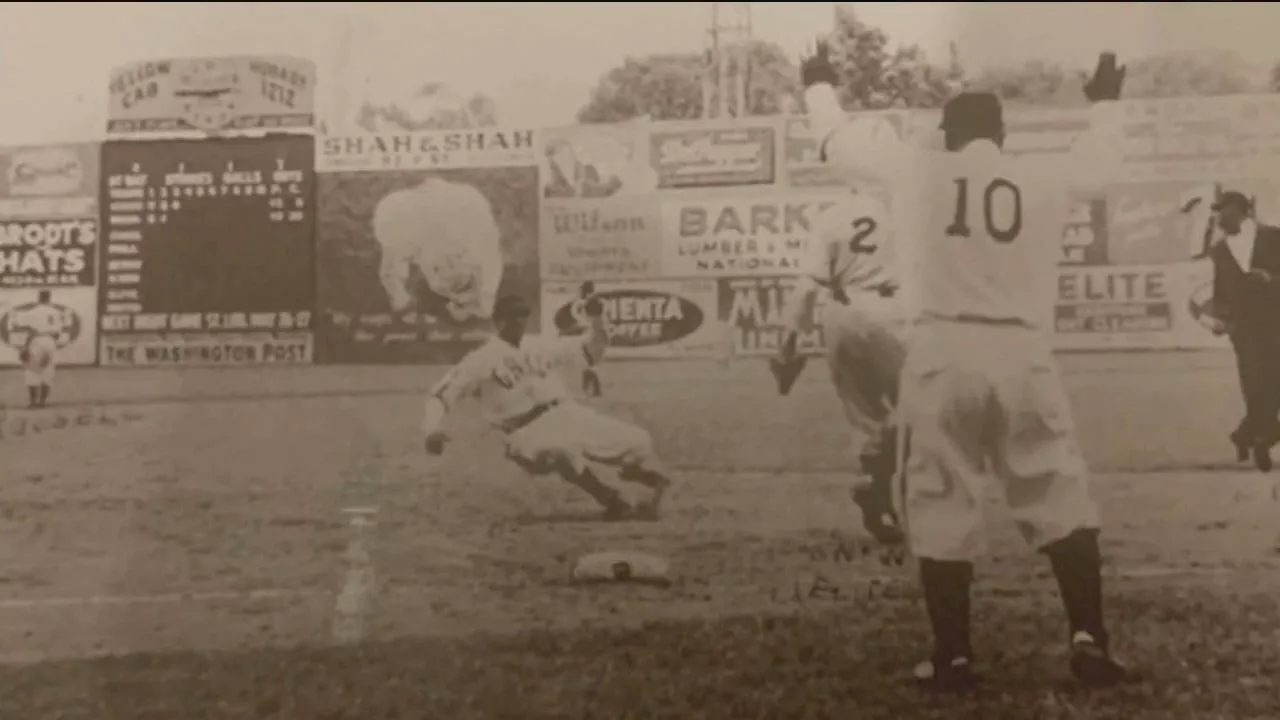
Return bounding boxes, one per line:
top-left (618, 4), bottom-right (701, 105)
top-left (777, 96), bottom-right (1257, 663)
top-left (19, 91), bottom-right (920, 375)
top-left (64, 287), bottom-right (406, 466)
top-left (555, 289), bottom-right (702, 348)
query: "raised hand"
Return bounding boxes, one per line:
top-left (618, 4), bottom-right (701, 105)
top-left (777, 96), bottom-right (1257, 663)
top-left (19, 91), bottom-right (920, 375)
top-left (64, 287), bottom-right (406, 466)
top-left (1083, 51), bottom-right (1126, 102)
top-left (580, 281), bottom-right (603, 317)
top-left (799, 37), bottom-right (839, 88)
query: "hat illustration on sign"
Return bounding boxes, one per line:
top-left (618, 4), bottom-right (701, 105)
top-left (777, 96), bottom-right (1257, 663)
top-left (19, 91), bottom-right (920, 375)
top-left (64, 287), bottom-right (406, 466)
top-left (175, 58), bottom-right (243, 132)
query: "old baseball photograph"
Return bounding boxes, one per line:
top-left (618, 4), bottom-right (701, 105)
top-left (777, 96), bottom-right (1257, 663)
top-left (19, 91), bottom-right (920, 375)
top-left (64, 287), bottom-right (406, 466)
top-left (3, 2), bottom-right (1280, 718)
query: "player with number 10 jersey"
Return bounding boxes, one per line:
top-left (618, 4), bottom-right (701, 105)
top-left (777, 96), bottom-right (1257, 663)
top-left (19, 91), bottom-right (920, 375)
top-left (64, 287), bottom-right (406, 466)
top-left (801, 44), bottom-right (1133, 690)
top-left (808, 87), bottom-right (1123, 560)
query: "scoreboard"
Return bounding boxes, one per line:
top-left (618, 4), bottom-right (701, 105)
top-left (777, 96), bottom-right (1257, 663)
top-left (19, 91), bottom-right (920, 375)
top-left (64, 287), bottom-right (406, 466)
top-left (99, 134), bottom-right (315, 335)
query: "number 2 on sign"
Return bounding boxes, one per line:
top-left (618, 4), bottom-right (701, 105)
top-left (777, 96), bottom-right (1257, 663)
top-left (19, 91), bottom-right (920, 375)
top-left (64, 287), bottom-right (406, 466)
top-left (945, 177), bottom-right (1023, 243)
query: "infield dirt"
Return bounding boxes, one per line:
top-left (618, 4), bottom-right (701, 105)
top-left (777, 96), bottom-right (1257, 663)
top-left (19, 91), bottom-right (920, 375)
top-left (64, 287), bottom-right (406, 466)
top-left (1, 351), bottom-right (1276, 719)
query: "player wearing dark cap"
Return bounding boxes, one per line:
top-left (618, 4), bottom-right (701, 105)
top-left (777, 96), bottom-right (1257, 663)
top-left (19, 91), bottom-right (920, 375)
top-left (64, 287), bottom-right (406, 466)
top-left (1201, 188), bottom-right (1280, 470)
top-left (938, 90), bottom-right (1005, 152)
top-left (800, 41), bottom-right (1132, 691)
top-left (423, 284), bottom-right (672, 520)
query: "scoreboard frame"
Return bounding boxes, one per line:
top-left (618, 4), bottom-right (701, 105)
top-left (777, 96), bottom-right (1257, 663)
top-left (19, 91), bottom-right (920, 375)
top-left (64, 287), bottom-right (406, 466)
top-left (98, 133), bottom-right (316, 335)
top-left (97, 133), bottom-right (318, 367)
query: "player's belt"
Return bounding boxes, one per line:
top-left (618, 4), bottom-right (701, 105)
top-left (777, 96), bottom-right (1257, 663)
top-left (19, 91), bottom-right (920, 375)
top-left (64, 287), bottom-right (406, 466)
top-left (501, 400), bottom-right (561, 434)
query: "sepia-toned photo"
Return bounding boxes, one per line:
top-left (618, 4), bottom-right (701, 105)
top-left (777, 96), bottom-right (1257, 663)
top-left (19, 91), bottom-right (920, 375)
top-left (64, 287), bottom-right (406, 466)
top-left (4, 2), bottom-right (1280, 718)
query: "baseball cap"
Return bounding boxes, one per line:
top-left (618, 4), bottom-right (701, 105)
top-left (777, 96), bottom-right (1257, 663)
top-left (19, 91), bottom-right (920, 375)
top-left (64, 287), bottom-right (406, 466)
top-left (939, 91), bottom-right (1003, 131)
top-left (1211, 190), bottom-right (1251, 212)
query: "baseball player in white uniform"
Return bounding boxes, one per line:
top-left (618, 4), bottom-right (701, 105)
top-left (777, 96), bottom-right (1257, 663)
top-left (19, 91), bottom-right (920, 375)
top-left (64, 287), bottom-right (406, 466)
top-left (423, 288), bottom-right (671, 520)
top-left (18, 290), bottom-right (65, 409)
top-left (771, 191), bottom-right (907, 547)
top-left (801, 43), bottom-right (1132, 691)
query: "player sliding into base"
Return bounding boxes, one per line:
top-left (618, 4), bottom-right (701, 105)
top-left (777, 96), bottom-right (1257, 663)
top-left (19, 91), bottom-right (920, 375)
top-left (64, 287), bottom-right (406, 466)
top-left (799, 42), bottom-right (1133, 691)
top-left (423, 286), bottom-right (671, 520)
top-left (769, 190), bottom-right (908, 554)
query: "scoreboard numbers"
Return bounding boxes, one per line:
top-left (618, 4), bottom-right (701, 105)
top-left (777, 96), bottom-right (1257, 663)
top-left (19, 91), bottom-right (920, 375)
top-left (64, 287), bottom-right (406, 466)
top-left (99, 135), bottom-right (316, 334)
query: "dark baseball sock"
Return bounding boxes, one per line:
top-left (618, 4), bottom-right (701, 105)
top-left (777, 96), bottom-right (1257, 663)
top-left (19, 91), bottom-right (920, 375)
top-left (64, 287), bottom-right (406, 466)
top-left (582, 368), bottom-right (601, 396)
top-left (27, 386), bottom-right (39, 407)
top-left (919, 557), bottom-right (974, 663)
top-left (1043, 528), bottom-right (1107, 650)
top-left (619, 464), bottom-right (671, 490)
top-left (562, 467), bottom-right (627, 512)
top-left (39, 384), bottom-right (50, 406)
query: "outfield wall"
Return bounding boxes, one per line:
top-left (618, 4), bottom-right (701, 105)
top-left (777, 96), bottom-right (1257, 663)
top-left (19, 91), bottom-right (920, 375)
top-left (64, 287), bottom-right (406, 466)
top-left (5, 55), bottom-right (1280, 367)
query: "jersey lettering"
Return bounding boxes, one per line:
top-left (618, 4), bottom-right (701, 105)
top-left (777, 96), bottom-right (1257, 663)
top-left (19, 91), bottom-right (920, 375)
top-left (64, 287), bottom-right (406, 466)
top-left (945, 177), bottom-right (1024, 244)
top-left (849, 217), bottom-right (879, 254)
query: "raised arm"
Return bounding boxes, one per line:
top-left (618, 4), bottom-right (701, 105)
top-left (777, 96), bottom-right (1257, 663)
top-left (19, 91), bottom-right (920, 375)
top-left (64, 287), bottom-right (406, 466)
top-left (800, 40), bottom-right (919, 188)
top-left (1063, 52), bottom-right (1128, 196)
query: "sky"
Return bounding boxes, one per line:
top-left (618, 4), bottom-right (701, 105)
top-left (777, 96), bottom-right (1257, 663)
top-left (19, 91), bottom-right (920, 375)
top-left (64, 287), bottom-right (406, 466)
top-left (2, 2), bottom-right (1278, 143)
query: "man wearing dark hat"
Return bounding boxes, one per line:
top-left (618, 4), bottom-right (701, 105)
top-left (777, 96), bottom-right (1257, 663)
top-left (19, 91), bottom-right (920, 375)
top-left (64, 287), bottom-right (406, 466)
top-left (1204, 189), bottom-right (1280, 470)
top-left (799, 42), bottom-right (1131, 691)
top-left (422, 285), bottom-right (671, 520)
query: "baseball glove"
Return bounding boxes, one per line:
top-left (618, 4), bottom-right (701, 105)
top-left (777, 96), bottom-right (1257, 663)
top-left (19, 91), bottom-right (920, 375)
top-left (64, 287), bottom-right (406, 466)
top-left (769, 335), bottom-right (808, 395)
top-left (799, 38), bottom-right (839, 88)
top-left (18, 349), bottom-right (29, 364)
top-left (769, 355), bottom-right (806, 396)
top-left (1083, 51), bottom-right (1126, 103)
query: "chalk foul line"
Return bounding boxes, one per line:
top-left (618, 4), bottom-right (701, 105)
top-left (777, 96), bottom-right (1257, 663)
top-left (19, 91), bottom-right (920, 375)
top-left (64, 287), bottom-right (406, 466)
top-left (0, 587), bottom-right (324, 610)
top-left (0, 565), bottom-right (1262, 613)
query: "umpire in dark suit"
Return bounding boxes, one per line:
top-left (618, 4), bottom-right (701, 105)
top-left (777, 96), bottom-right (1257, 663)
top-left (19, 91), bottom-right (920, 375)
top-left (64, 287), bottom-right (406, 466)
top-left (1207, 191), bottom-right (1280, 471)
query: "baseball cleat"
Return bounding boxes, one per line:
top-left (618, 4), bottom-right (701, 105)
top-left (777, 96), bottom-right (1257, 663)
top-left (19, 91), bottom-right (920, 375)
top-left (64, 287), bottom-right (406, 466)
top-left (914, 656), bottom-right (979, 693)
top-left (1230, 430), bottom-right (1251, 462)
top-left (879, 544), bottom-right (908, 566)
top-left (1069, 632), bottom-right (1132, 688)
top-left (1254, 444), bottom-right (1273, 473)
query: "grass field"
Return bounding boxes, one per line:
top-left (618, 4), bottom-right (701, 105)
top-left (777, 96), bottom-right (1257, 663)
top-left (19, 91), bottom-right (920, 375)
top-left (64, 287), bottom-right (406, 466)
top-left (1, 350), bottom-right (1278, 719)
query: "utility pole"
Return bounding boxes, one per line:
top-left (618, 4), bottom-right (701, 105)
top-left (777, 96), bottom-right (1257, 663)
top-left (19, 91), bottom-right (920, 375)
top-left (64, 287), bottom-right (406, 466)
top-left (703, 2), bottom-right (754, 119)
top-left (331, 19), bottom-right (354, 134)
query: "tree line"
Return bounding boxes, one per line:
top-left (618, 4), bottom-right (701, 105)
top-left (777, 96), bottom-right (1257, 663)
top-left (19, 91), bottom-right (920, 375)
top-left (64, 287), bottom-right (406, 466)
top-left (356, 5), bottom-right (1274, 131)
top-left (579, 5), bottom-right (1273, 124)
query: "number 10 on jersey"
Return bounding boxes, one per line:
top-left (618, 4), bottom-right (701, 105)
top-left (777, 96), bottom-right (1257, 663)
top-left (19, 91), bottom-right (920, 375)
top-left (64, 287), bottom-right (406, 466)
top-left (946, 177), bottom-right (1023, 244)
